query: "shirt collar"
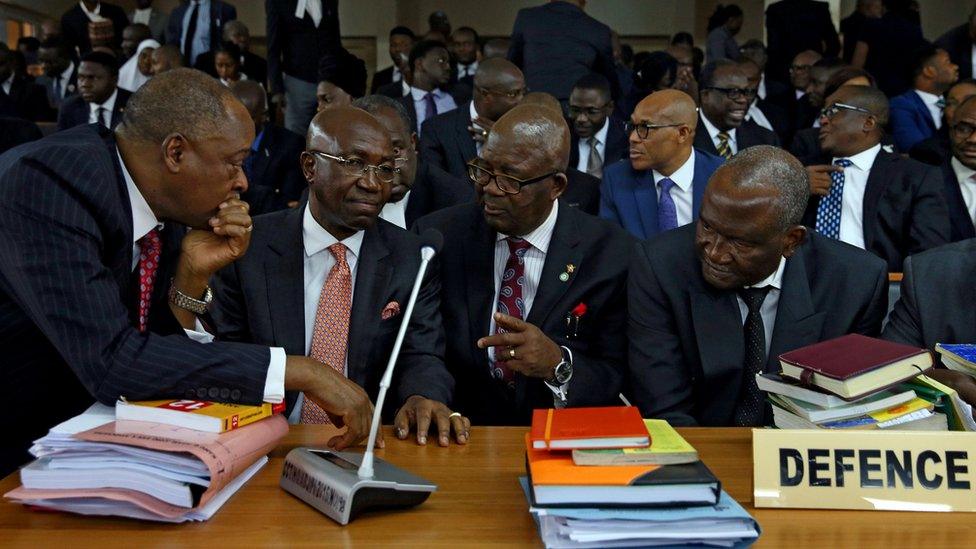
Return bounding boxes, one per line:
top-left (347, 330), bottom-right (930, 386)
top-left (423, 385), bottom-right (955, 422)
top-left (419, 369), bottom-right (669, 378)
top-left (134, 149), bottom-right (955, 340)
top-left (915, 89), bottom-right (942, 107)
top-left (591, 117), bottom-right (610, 146)
top-left (410, 86), bottom-right (444, 101)
top-left (653, 149), bottom-right (695, 192)
top-left (745, 255), bottom-right (786, 291)
top-left (469, 100), bottom-right (482, 122)
top-left (835, 143), bottom-right (881, 172)
top-left (758, 73), bottom-right (767, 99)
top-left (496, 200), bottom-right (559, 254)
top-left (700, 112), bottom-right (736, 142)
top-left (392, 66), bottom-right (402, 80)
top-left (60, 61), bottom-right (75, 83)
top-left (2, 74), bottom-right (13, 90)
top-left (79, 1), bottom-right (101, 18)
top-left (952, 156), bottom-right (976, 184)
top-left (90, 88), bottom-right (117, 110)
top-left (117, 148), bottom-right (162, 244)
top-left (302, 203), bottom-right (365, 260)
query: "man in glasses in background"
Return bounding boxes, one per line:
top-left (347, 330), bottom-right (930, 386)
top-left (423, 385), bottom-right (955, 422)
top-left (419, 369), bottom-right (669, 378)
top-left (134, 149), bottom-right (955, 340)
top-left (414, 104), bottom-right (634, 426)
top-left (567, 73), bottom-right (628, 179)
top-left (600, 89), bottom-right (724, 240)
top-left (211, 106), bottom-right (467, 447)
top-left (932, 95), bottom-right (976, 242)
top-left (801, 85), bottom-right (949, 272)
top-left (693, 60), bottom-right (779, 160)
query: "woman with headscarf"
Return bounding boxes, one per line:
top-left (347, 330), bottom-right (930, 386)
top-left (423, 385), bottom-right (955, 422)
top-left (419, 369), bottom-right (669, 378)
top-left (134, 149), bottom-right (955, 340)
top-left (118, 38), bottom-right (158, 92)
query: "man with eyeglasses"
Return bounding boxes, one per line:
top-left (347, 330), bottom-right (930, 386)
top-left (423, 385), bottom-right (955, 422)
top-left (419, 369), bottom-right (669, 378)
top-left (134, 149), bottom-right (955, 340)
top-left (212, 106), bottom-right (467, 446)
top-left (419, 57), bottom-right (525, 181)
top-left (398, 40), bottom-right (468, 136)
top-left (694, 60), bottom-right (779, 160)
top-left (737, 57), bottom-right (793, 146)
top-left (414, 104), bottom-right (633, 425)
top-left (567, 73), bottom-right (627, 179)
top-left (801, 85), bottom-right (950, 272)
top-left (768, 50), bottom-right (820, 128)
top-left (910, 79), bottom-right (976, 167)
top-left (601, 89), bottom-right (723, 240)
top-left (931, 95), bottom-right (976, 242)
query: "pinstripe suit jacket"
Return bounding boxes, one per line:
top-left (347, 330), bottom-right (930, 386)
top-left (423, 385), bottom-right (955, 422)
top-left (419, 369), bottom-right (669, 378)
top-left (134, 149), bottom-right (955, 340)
top-left (0, 124), bottom-right (270, 475)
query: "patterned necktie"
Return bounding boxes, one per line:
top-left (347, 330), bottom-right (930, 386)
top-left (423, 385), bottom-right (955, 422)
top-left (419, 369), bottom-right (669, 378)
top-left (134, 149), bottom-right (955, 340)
top-left (716, 131), bottom-right (733, 159)
top-left (657, 177), bottom-right (679, 232)
top-left (733, 286), bottom-right (772, 426)
top-left (586, 136), bottom-right (603, 178)
top-left (301, 242), bottom-right (352, 424)
top-left (490, 237), bottom-right (532, 389)
top-left (136, 228), bottom-right (161, 333)
top-left (815, 158), bottom-right (853, 239)
top-left (422, 92), bottom-right (438, 122)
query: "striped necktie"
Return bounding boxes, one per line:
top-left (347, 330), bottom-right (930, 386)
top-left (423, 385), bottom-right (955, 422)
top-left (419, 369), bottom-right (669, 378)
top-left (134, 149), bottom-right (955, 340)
top-left (716, 131), bottom-right (733, 159)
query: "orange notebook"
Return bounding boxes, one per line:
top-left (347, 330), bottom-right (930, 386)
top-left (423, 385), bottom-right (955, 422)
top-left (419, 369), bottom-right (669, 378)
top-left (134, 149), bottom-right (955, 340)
top-left (529, 406), bottom-right (649, 450)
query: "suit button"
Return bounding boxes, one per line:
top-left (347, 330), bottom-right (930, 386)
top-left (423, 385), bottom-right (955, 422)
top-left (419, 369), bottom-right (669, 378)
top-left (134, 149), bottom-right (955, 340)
top-left (230, 389), bottom-right (242, 400)
top-left (220, 388), bottom-right (230, 400)
top-left (208, 387), bottom-right (220, 399)
top-left (197, 388), bottom-right (208, 398)
top-left (185, 389), bottom-right (197, 399)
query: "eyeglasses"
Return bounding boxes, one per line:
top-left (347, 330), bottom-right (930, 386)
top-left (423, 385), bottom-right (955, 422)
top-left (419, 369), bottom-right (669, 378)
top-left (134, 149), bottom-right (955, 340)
top-left (702, 86), bottom-right (757, 101)
top-left (790, 64), bottom-right (813, 72)
top-left (625, 121), bottom-right (684, 140)
top-left (477, 85), bottom-right (526, 99)
top-left (568, 103), bottom-right (611, 118)
top-left (308, 151), bottom-right (400, 183)
top-left (952, 122), bottom-right (976, 140)
top-left (466, 160), bottom-right (557, 195)
top-left (819, 102), bottom-right (873, 120)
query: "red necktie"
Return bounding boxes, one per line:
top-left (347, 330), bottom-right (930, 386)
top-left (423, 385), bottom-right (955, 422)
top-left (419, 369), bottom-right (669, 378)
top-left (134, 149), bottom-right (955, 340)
top-left (136, 228), bottom-right (161, 333)
top-left (491, 237), bottom-right (532, 387)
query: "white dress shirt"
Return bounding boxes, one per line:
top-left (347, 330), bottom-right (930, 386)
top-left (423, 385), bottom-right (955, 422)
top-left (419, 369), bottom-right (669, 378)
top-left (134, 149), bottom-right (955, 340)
top-left (746, 99), bottom-right (774, 132)
top-left (457, 61), bottom-right (479, 79)
top-left (834, 143), bottom-right (882, 250)
top-left (736, 256), bottom-right (786, 357)
top-left (952, 156), bottom-right (976, 226)
top-left (700, 112), bottom-right (737, 155)
top-left (757, 73), bottom-right (767, 100)
top-left (409, 86), bottom-right (457, 134)
top-left (79, 1), bottom-right (101, 21)
top-left (2, 74), bottom-right (12, 95)
top-left (132, 7), bottom-right (152, 25)
top-left (914, 89), bottom-right (944, 130)
top-left (576, 118), bottom-right (609, 173)
top-left (795, 88), bottom-right (805, 100)
top-left (88, 89), bottom-right (117, 125)
top-left (379, 191), bottom-right (410, 229)
top-left (653, 148), bottom-right (696, 227)
top-left (117, 148), bottom-right (286, 405)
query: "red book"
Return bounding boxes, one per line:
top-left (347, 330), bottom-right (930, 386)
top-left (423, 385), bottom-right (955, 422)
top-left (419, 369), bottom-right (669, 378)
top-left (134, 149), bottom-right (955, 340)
top-left (529, 406), bottom-right (649, 450)
top-left (778, 334), bottom-right (932, 400)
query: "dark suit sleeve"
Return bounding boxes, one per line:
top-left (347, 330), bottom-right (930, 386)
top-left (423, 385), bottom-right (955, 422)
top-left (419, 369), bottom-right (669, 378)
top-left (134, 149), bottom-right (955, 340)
top-left (265, 0), bottom-right (285, 95)
top-left (507, 12), bottom-right (525, 68)
top-left (856, 259), bottom-right (888, 337)
top-left (881, 256), bottom-right (925, 347)
top-left (55, 103), bottom-right (70, 132)
top-left (890, 98), bottom-right (927, 153)
top-left (210, 261), bottom-right (254, 344)
top-left (418, 119), bottom-right (450, 173)
top-left (0, 161), bottom-right (271, 406)
top-left (909, 165), bottom-right (952, 255)
top-left (594, 30), bottom-right (623, 102)
top-left (598, 168), bottom-right (623, 225)
top-left (627, 243), bottom-right (698, 425)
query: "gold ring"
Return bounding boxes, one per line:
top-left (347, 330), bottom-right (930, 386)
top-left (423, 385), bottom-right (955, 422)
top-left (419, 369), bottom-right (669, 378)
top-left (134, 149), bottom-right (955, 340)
top-left (244, 225), bottom-right (253, 232)
top-left (509, 347), bottom-right (516, 359)
top-left (449, 412), bottom-right (462, 419)
top-left (481, 129), bottom-right (488, 137)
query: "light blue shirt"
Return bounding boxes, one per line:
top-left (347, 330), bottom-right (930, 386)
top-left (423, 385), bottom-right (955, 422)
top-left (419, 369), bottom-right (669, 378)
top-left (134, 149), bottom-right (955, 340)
top-left (409, 86), bottom-right (457, 134)
top-left (181, 0), bottom-right (211, 66)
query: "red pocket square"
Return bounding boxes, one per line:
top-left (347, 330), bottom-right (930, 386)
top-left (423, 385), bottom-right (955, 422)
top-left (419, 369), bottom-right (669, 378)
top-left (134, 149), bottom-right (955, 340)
top-left (381, 301), bottom-right (401, 320)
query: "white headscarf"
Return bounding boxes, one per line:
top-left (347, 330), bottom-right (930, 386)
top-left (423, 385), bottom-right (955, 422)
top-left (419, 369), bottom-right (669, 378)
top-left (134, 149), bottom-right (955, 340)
top-left (118, 39), bottom-right (160, 92)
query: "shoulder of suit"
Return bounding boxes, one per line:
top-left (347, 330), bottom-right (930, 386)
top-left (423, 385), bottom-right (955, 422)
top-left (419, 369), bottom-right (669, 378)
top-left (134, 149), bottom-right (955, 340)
top-left (251, 206), bottom-right (295, 235)
top-left (568, 205), bottom-right (635, 247)
top-left (413, 202), bottom-right (478, 234)
top-left (635, 225), bottom-right (698, 272)
top-left (601, 158), bottom-right (634, 181)
top-left (907, 238), bottom-right (976, 274)
top-left (802, 232), bottom-right (886, 275)
top-left (374, 217), bottom-right (424, 251)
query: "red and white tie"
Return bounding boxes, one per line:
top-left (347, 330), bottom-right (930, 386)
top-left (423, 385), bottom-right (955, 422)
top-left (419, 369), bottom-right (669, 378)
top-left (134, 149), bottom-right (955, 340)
top-left (136, 228), bottom-right (161, 333)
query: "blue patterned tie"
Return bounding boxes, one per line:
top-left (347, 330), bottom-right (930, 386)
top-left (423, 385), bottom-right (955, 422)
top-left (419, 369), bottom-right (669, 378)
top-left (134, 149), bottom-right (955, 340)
top-left (815, 158), bottom-right (853, 239)
top-left (657, 177), bottom-right (679, 233)
top-left (491, 237), bottom-right (532, 388)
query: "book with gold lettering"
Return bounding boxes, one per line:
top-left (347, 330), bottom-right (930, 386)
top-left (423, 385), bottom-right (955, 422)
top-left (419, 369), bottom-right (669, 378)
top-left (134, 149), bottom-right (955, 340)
top-left (116, 399), bottom-right (285, 433)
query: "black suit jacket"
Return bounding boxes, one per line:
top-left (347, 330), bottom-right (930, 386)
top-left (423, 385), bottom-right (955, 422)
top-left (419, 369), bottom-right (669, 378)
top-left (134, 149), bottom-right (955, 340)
top-left (241, 124), bottom-right (306, 215)
top-left (397, 87), bottom-right (470, 136)
top-left (414, 202), bottom-right (634, 425)
top-left (628, 225), bottom-right (887, 426)
top-left (211, 205), bottom-right (454, 418)
top-left (765, 0), bottom-right (840, 84)
top-left (266, 0), bottom-right (342, 93)
top-left (56, 89), bottom-right (130, 131)
top-left (936, 23), bottom-right (974, 81)
top-left (937, 159), bottom-right (976, 243)
top-left (800, 150), bottom-right (951, 272)
top-left (418, 101), bottom-right (477, 179)
top-left (693, 118), bottom-right (780, 156)
top-left (507, 1), bottom-right (621, 102)
top-left (568, 117), bottom-right (629, 174)
top-left (755, 98), bottom-right (795, 147)
top-left (376, 80), bottom-right (406, 99)
top-left (0, 117), bottom-right (42, 154)
top-left (404, 160), bottom-right (475, 228)
top-left (0, 76), bottom-right (52, 122)
top-left (371, 66), bottom-right (396, 95)
top-left (0, 125), bottom-right (270, 476)
top-left (61, 1), bottom-right (129, 54)
top-left (909, 132), bottom-right (950, 167)
top-left (166, 0), bottom-right (236, 62)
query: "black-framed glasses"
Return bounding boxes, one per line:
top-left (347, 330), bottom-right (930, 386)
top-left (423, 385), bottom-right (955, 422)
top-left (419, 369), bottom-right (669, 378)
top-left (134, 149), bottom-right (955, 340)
top-left (466, 160), bottom-right (557, 195)
top-left (820, 102), bottom-right (873, 120)
top-left (625, 121), bottom-right (684, 140)
top-left (307, 151), bottom-right (400, 183)
top-left (477, 85), bottom-right (527, 99)
top-left (952, 122), bottom-right (976, 140)
top-left (702, 86), bottom-right (757, 101)
top-left (568, 102), bottom-right (611, 118)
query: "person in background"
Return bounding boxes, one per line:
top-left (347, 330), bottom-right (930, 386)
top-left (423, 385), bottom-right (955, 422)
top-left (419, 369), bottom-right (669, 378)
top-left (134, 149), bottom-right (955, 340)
top-left (668, 44), bottom-right (700, 102)
top-left (118, 38), bottom-right (159, 93)
top-left (694, 60), bottom-right (780, 159)
top-left (568, 73), bottom-right (627, 179)
top-left (427, 10), bottom-right (452, 38)
top-left (194, 20), bottom-right (268, 86)
top-left (17, 37), bottom-right (40, 68)
top-left (852, 0), bottom-right (925, 97)
top-left (451, 26), bottom-right (480, 87)
top-left (624, 51), bottom-right (678, 116)
top-left (120, 23), bottom-right (151, 61)
top-left (931, 96), bottom-right (976, 242)
top-left (705, 4), bottom-right (743, 63)
top-left (130, 0), bottom-right (168, 43)
top-left (890, 43), bottom-right (959, 153)
top-left (57, 50), bottom-right (129, 131)
top-left (371, 26), bottom-right (415, 96)
top-left (166, 0), bottom-right (237, 67)
top-left (61, 0), bottom-right (129, 54)
top-left (36, 38), bottom-right (78, 113)
top-left (910, 79), bottom-right (976, 166)
top-left (398, 40), bottom-right (461, 135)
top-left (315, 49), bottom-right (367, 113)
top-left (87, 18), bottom-right (118, 53)
top-left (214, 41), bottom-right (246, 87)
top-left (612, 31), bottom-right (634, 99)
top-left (482, 38), bottom-right (509, 60)
top-left (767, 49), bottom-right (821, 130)
top-left (0, 48), bottom-right (50, 122)
top-left (40, 19), bottom-right (62, 43)
top-left (935, 5), bottom-right (976, 82)
top-left (738, 57), bottom-right (793, 145)
top-left (801, 58), bottom-right (846, 129)
top-left (765, 0), bottom-right (840, 85)
top-left (841, 0), bottom-right (883, 63)
top-left (150, 45), bottom-right (184, 75)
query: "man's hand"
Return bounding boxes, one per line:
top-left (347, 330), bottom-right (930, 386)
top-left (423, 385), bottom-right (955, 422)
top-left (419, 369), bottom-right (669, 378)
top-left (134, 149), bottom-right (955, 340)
top-left (468, 116), bottom-right (494, 145)
top-left (806, 165), bottom-right (843, 197)
top-left (929, 369), bottom-right (976, 419)
top-left (393, 395), bottom-right (470, 446)
top-left (179, 196), bottom-right (252, 281)
top-left (477, 313), bottom-right (562, 379)
top-left (285, 356), bottom-right (382, 450)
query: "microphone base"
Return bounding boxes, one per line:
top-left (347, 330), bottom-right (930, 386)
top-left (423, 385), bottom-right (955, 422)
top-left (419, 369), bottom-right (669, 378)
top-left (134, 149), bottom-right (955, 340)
top-left (280, 447), bottom-right (437, 525)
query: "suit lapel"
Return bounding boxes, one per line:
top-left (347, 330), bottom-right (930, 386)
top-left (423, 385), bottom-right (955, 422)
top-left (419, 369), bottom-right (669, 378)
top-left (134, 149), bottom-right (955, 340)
top-left (346, 224), bottom-right (392, 386)
top-left (942, 162), bottom-right (976, 239)
top-left (630, 169), bottom-right (657, 239)
top-left (265, 207), bottom-right (307, 355)
top-left (690, 287), bottom-right (744, 408)
top-left (690, 150), bottom-right (708, 219)
top-left (766, 251), bottom-right (825, 372)
top-left (455, 103), bottom-right (477, 163)
top-left (464, 212), bottom-right (496, 372)
top-left (525, 204), bottom-right (583, 329)
top-left (861, 151), bottom-right (890, 249)
top-left (910, 92), bottom-right (938, 133)
top-left (250, 125), bottom-right (275, 184)
top-left (694, 119), bottom-right (719, 156)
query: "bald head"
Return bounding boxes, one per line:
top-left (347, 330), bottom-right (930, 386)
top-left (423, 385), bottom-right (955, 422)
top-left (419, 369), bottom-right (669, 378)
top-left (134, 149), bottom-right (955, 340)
top-left (521, 92), bottom-right (563, 115)
top-left (488, 104), bottom-right (570, 172)
top-left (636, 89), bottom-right (698, 126)
top-left (151, 44), bottom-right (183, 75)
top-left (472, 57), bottom-right (526, 121)
top-left (830, 85), bottom-right (889, 125)
top-left (306, 106), bottom-right (391, 154)
top-left (473, 57), bottom-right (522, 88)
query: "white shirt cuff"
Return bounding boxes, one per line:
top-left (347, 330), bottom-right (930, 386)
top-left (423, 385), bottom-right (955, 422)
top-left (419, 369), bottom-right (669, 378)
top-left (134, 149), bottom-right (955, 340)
top-left (183, 318), bottom-right (215, 343)
top-left (263, 347), bottom-right (286, 404)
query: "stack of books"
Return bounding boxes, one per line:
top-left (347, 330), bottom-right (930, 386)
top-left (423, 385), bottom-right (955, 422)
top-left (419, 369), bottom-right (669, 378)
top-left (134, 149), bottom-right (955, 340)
top-left (522, 406), bottom-right (761, 548)
top-left (764, 334), bottom-right (948, 430)
top-left (4, 399), bottom-right (288, 522)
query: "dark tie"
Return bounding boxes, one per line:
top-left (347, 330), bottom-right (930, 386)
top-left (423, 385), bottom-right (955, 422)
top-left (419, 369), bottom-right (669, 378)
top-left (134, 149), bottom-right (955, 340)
top-left (657, 177), bottom-right (678, 232)
top-left (136, 228), bottom-right (162, 333)
top-left (96, 106), bottom-right (107, 127)
top-left (422, 92), bottom-right (438, 122)
top-left (491, 237), bottom-right (532, 389)
top-left (733, 286), bottom-right (772, 426)
top-left (183, 0), bottom-right (200, 64)
top-left (815, 158), bottom-right (852, 239)
top-left (53, 77), bottom-right (62, 105)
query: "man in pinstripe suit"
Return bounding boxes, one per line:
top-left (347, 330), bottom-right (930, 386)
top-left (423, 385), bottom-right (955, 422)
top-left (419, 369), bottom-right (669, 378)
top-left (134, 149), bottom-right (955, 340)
top-left (0, 69), bottom-right (376, 476)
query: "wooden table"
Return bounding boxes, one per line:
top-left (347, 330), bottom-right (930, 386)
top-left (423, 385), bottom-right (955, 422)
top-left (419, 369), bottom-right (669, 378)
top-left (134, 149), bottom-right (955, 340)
top-left (1, 427), bottom-right (974, 547)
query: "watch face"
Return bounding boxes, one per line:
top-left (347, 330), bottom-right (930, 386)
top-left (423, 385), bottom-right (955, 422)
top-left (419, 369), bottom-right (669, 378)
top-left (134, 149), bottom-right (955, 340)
top-left (554, 361), bottom-right (572, 384)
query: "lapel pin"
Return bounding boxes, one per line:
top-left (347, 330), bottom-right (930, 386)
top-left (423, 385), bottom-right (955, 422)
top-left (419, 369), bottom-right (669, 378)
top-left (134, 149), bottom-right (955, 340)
top-left (558, 272), bottom-right (569, 282)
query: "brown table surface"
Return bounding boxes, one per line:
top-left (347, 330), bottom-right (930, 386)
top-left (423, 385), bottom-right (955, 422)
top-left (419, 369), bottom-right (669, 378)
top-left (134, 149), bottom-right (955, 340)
top-left (1, 426), bottom-right (973, 547)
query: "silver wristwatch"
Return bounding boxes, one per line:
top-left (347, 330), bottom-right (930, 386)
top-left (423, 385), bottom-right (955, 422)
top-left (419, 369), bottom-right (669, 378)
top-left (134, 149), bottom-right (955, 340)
top-left (168, 279), bottom-right (213, 315)
top-left (547, 346), bottom-right (574, 385)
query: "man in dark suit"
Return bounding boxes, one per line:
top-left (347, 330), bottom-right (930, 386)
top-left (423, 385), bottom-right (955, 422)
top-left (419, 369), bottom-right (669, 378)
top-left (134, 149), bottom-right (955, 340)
top-left (57, 51), bottom-right (130, 131)
top-left (36, 39), bottom-right (78, 115)
top-left (230, 81), bottom-right (305, 215)
top-left (193, 20), bottom-right (268, 85)
top-left (764, 0), bottom-right (840, 85)
top-left (890, 44), bottom-right (959, 153)
top-left (803, 85), bottom-right (950, 272)
top-left (767, 49), bottom-right (820, 129)
top-left (910, 79), bottom-right (976, 166)
top-left (414, 104), bottom-right (633, 426)
top-left (0, 117), bottom-right (42, 154)
top-left (370, 26), bottom-right (415, 96)
top-left (567, 73), bottom-right (627, 179)
top-left (450, 26), bottom-right (480, 89)
top-left (0, 69), bottom-right (376, 476)
top-left (61, 0), bottom-right (129, 54)
top-left (629, 146), bottom-right (887, 426)
top-left (166, 0), bottom-right (236, 67)
top-left (507, 0), bottom-right (621, 104)
top-left (212, 106), bottom-right (466, 444)
top-left (419, 57), bottom-right (524, 180)
top-left (266, 0), bottom-right (342, 134)
top-left (602, 89), bottom-right (724, 240)
top-left (934, 95), bottom-right (976, 242)
top-left (0, 49), bottom-right (50, 122)
top-left (935, 6), bottom-right (976, 81)
top-left (398, 40), bottom-right (470, 136)
top-left (840, 0), bottom-right (883, 62)
top-left (694, 60), bottom-right (780, 159)
top-left (738, 57), bottom-right (793, 145)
